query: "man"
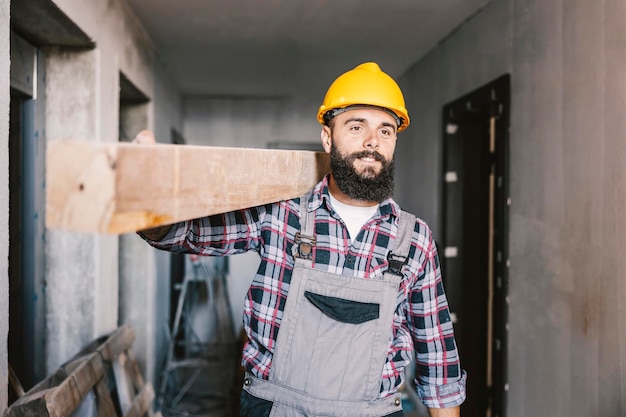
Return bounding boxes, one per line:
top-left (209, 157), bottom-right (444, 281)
top-left (140, 62), bottom-right (466, 416)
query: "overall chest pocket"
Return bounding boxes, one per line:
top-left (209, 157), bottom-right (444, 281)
top-left (304, 291), bottom-right (379, 324)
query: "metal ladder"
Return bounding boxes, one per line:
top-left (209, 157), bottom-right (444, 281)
top-left (158, 255), bottom-right (238, 416)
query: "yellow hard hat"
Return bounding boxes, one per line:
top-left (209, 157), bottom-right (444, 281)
top-left (317, 62), bottom-right (410, 132)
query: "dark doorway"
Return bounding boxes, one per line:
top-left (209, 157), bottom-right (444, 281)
top-left (441, 75), bottom-right (510, 417)
top-left (9, 93), bottom-right (26, 404)
top-left (8, 32), bottom-right (47, 401)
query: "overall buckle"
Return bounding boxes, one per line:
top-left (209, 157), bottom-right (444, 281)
top-left (387, 252), bottom-right (408, 276)
top-left (294, 232), bottom-right (316, 260)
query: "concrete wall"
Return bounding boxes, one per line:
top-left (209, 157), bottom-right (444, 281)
top-left (40, 0), bottom-right (182, 390)
top-left (45, 46), bottom-right (117, 370)
top-left (0, 0), bottom-right (181, 400)
top-left (396, 0), bottom-right (626, 415)
top-left (183, 97), bottom-right (322, 148)
top-left (117, 63), bottom-right (184, 385)
top-left (395, 0), bottom-right (511, 235)
top-left (0, 0), bottom-right (10, 410)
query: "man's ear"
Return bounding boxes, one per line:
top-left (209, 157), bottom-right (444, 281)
top-left (321, 126), bottom-right (332, 153)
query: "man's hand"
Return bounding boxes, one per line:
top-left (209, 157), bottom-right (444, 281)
top-left (132, 129), bottom-right (156, 144)
top-left (428, 406), bottom-right (460, 417)
top-left (132, 130), bottom-right (171, 240)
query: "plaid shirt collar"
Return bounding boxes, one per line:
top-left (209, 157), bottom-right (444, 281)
top-left (306, 174), bottom-right (401, 221)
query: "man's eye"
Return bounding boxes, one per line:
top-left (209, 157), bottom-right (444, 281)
top-left (350, 125), bottom-right (362, 131)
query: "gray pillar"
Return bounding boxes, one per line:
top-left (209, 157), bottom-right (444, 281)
top-left (119, 101), bottom-right (159, 385)
top-left (44, 48), bottom-right (119, 372)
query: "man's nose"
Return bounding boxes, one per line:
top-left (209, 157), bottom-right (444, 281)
top-left (364, 131), bottom-right (379, 149)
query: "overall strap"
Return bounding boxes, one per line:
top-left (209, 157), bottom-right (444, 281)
top-left (386, 210), bottom-right (416, 276)
top-left (293, 192), bottom-right (316, 262)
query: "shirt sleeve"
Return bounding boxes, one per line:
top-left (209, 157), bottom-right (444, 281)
top-left (407, 227), bottom-right (467, 408)
top-left (138, 205), bottom-right (266, 256)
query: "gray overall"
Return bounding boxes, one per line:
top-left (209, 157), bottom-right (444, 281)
top-left (242, 194), bottom-right (415, 417)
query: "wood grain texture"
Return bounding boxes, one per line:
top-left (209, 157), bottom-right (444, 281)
top-left (46, 140), bottom-right (330, 234)
top-left (123, 385), bottom-right (154, 417)
top-left (4, 325), bottom-right (158, 417)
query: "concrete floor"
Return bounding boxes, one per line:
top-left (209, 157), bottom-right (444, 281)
top-left (159, 359), bottom-right (239, 417)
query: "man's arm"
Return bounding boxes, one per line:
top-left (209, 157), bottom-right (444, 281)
top-left (428, 406), bottom-right (460, 417)
top-left (131, 130), bottom-right (264, 255)
top-left (407, 222), bottom-right (466, 410)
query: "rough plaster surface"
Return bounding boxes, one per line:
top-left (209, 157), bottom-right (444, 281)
top-left (119, 234), bottom-right (156, 384)
top-left (43, 0), bottom-right (181, 389)
top-left (0, 0), bottom-right (10, 411)
top-left (37, 0), bottom-right (180, 390)
top-left (151, 62), bottom-right (183, 389)
top-left (396, 0), bottom-right (512, 236)
top-left (46, 49), bottom-right (113, 372)
top-left (183, 97), bottom-right (322, 148)
top-left (397, 0), bottom-right (626, 415)
top-left (54, 0), bottom-right (154, 95)
top-left (44, 49), bottom-right (102, 371)
top-left (118, 101), bottom-right (155, 384)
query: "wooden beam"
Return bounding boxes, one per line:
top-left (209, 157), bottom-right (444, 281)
top-left (123, 385), bottom-right (155, 417)
top-left (46, 140), bottom-right (330, 234)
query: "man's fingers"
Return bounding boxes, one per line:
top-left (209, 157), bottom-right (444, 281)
top-left (133, 130), bottom-right (156, 144)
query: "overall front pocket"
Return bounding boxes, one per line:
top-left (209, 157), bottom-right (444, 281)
top-left (304, 291), bottom-right (380, 324)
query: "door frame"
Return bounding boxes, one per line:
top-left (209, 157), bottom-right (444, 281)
top-left (441, 74), bottom-right (510, 417)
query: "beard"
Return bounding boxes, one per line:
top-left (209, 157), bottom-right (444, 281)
top-left (330, 143), bottom-right (395, 203)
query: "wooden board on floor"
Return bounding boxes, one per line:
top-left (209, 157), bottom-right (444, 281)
top-left (4, 325), bottom-right (161, 417)
top-left (46, 140), bottom-right (330, 234)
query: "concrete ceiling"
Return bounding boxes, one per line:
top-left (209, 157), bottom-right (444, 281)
top-left (126, 0), bottom-right (488, 99)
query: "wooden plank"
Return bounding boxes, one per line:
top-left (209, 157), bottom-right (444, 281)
top-left (5, 325), bottom-right (160, 417)
top-left (123, 349), bottom-right (144, 392)
top-left (123, 349), bottom-right (158, 417)
top-left (44, 377), bottom-right (82, 417)
top-left (123, 385), bottom-right (155, 417)
top-left (46, 140), bottom-right (330, 234)
top-left (44, 353), bottom-right (106, 417)
top-left (8, 363), bottom-right (26, 398)
top-left (4, 389), bottom-right (52, 417)
top-left (94, 377), bottom-right (118, 417)
top-left (68, 353), bottom-right (105, 402)
top-left (96, 325), bottom-right (135, 362)
top-left (112, 352), bottom-right (133, 415)
top-left (5, 353), bottom-right (106, 417)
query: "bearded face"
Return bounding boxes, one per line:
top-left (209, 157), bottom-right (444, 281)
top-left (329, 143), bottom-right (395, 203)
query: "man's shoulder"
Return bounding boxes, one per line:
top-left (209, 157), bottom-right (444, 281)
top-left (395, 207), bottom-right (434, 241)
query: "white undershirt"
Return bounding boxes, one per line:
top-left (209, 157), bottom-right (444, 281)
top-left (329, 193), bottom-right (379, 243)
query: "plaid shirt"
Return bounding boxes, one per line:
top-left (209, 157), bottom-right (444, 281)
top-left (142, 176), bottom-right (465, 407)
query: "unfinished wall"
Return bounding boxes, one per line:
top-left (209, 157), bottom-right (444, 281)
top-left (395, 0), bottom-right (509, 235)
top-left (151, 63), bottom-right (183, 386)
top-left (396, 0), bottom-right (626, 415)
top-left (45, 47), bottom-right (107, 371)
top-left (0, 0), bottom-right (10, 410)
top-left (118, 64), bottom-right (184, 385)
top-left (40, 0), bottom-right (182, 392)
top-left (183, 97), bottom-right (322, 148)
